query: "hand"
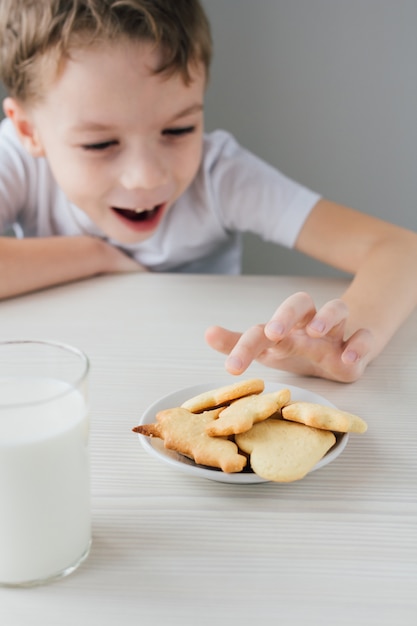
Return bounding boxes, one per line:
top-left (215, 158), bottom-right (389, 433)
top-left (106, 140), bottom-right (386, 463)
top-left (205, 292), bottom-right (374, 382)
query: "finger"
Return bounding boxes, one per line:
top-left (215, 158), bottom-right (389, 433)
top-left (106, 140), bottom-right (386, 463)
top-left (265, 291), bottom-right (316, 340)
top-left (341, 327), bottom-right (374, 366)
top-left (306, 299), bottom-right (349, 338)
top-left (224, 324), bottom-right (272, 375)
top-left (204, 326), bottom-right (242, 355)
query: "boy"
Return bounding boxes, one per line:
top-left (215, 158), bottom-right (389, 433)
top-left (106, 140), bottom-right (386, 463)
top-left (0, 0), bottom-right (416, 382)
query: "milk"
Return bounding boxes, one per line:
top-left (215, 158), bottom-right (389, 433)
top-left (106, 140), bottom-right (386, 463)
top-left (0, 377), bottom-right (91, 585)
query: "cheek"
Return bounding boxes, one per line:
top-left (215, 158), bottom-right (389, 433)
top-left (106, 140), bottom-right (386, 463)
top-left (47, 150), bottom-right (107, 199)
top-left (173, 138), bottom-right (203, 185)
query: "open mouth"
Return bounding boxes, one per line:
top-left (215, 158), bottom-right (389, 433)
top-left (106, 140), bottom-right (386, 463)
top-left (112, 205), bottom-right (162, 223)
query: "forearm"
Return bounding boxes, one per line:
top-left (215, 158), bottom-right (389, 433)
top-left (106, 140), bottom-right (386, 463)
top-left (0, 235), bottom-right (126, 299)
top-left (296, 199), bottom-right (417, 362)
top-left (341, 229), bottom-right (417, 359)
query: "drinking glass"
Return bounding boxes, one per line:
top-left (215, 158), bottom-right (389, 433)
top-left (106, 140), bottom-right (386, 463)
top-left (0, 339), bottom-right (91, 587)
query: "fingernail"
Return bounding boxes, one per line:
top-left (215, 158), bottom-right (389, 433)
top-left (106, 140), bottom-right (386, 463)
top-left (226, 355), bottom-right (243, 372)
top-left (308, 319), bottom-right (325, 333)
top-left (343, 349), bottom-right (359, 364)
top-left (266, 321), bottom-right (285, 337)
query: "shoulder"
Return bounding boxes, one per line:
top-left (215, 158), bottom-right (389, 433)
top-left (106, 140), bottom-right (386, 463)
top-left (0, 117), bottom-right (15, 136)
top-left (199, 129), bottom-right (304, 203)
top-left (199, 129), bottom-right (278, 197)
top-left (0, 118), bottom-right (34, 197)
top-left (201, 129), bottom-right (290, 186)
top-left (0, 117), bottom-right (23, 147)
top-left (202, 129), bottom-right (249, 169)
top-left (0, 118), bottom-right (25, 161)
top-left (195, 129), bottom-right (321, 247)
top-left (0, 117), bottom-right (39, 176)
top-left (0, 117), bottom-right (57, 190)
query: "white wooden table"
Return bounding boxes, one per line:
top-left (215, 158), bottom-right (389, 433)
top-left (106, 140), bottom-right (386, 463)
top-left (1, 273), bottom-right (416, 626)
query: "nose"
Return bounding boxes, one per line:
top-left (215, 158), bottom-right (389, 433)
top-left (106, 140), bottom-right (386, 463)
top-left (119, 143), bottom-right (168, 191)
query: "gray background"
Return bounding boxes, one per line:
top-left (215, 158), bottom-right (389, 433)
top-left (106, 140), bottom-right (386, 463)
top-left (1, 0), bottom-right (416, 275)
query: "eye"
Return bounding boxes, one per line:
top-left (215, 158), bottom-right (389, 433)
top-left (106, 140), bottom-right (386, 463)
top-left (82, 140), bottom-right (118, 151)
top-left (162, 125), bottom-right (195, 137)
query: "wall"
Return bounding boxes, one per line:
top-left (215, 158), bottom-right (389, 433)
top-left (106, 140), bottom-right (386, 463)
top-left (202, 0), bottom-right (417, 275)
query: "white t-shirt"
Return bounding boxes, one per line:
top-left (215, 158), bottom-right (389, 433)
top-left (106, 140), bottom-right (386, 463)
top-left (0, 118), bottom-right (320, 273)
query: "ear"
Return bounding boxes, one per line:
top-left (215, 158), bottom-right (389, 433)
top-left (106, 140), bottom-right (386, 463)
top-left (3, 97), bottom-right (46, 157)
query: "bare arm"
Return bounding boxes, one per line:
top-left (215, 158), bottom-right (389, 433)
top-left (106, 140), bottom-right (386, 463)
top-left (206, 199), bottom-right (417, 382)
top-left (0, 235), bottom-right (144, 300)
top-left (295, 199), bottom-right (417, 357)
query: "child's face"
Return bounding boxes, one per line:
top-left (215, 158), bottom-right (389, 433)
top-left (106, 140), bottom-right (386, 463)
top-left (24, 40), bottom-right (206, 244)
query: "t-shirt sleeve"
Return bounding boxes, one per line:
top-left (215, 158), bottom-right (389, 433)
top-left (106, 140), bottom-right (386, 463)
top-left (203, 130), bottom-right (321, 248)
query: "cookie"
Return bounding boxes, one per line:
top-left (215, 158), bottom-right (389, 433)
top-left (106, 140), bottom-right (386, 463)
top-left (181, 378), bottom-right (265, 413)
top-left (235, 418), bottom-right (336, 482)
top-left (133, 407), bottom-right (247, 473)
top-left (282, 401), bottom-right (368, 433)
top-left (206, 388), bottom-right (291, 436)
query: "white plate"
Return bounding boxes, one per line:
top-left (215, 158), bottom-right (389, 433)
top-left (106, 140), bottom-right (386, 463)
top-left (137, 381), bottom-right (349, 484)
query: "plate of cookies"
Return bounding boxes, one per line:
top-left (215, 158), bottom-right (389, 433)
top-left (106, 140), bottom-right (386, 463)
top-left (132, 379), bottom-right (367, 484)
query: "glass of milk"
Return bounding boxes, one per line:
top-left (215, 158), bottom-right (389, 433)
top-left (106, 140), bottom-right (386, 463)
top-left (0, 339), bottom-right (91, 587)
